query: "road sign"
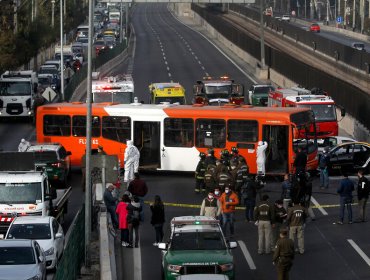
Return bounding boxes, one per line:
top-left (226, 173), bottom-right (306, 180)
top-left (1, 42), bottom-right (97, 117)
top-left (42, 87), bottom-right (57, 102)
top-left (336, 16), bottom-right (343, 23)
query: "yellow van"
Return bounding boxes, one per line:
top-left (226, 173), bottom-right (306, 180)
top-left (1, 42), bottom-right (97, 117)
top-left (149, 82), bottom-right (186, 104)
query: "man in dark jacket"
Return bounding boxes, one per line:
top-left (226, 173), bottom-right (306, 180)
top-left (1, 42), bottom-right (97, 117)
top-left (336, 172), bottom-right (354, 224)
top-left (240, 177), bottom-right (257, 222)
top-left (126, 196), bottom-right (142, 248)
top-left (356, 169), bottom-right (369, 222)
top-left (286, 201), bottom-right (307, 254)
top-left (128, 172), bottom-right (148, 221)
top-left (271, 200), bottom-right (287, 251)
top-left (293, 147), bottom-right (307, 176)
top-left (254, 194), bottom-right (275, 254)
top-left (273, 228), bottom-right (295, 280)
top-left (103, 184), bottom-right (118, 229)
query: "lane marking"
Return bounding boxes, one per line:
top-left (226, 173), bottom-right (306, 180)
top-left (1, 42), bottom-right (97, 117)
top-left (238, 240), bottom-right (256, 270)
top-left (347, 239), bottom-right (370, 267)
top-left (311, 196), bottom-right (328, 215)
top-left (134, 245), bottom-right (142, 280)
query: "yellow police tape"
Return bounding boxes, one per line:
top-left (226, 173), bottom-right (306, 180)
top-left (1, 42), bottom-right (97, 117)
top-left (144, 201), bottom-right (363, 210)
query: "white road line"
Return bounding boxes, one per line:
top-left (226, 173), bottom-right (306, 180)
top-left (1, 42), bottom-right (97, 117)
top-left (311, 196), bottom-right (328, 215)
top-left (238, 240), bottom-right (256, 270)
top-left (133, 246), bottom-right (142, 280)
top-left (348, 239), bottom-right (370, 267)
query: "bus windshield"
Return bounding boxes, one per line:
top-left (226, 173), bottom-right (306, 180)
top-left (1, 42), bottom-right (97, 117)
top-left (93, 92), bottom-right (133, 104)
top-left (0, 183), bottom-right (42, 204)
top-left (298, 104), bottom-right (336, 122)
top-left (0, 81), bottom-right (31, 96)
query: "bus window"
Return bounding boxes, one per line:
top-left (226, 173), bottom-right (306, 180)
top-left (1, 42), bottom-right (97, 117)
top-left (227, 120), bottom-right (258, 142)
top-left (43, 115), bottom-right (71, 136)
top-left (196, 119), bottom-right (226, 148)
top-left (72, 116), bottom-right (101, 137)
top-left (164, 118), bottom-right (194, 147)
top-left (102, 116), bottom-right (131, 143)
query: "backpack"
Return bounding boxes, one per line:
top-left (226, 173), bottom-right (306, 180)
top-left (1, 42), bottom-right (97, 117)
top-left (132, 209), bottom-right (141, 225)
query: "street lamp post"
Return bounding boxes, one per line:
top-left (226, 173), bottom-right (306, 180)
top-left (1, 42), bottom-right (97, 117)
top-left (259, 0), bottom-right (265, 69)
top-left (120, 0), bottom-right (123, 43)
top-left (60, 0), bottom-right (64, 101)
top-left (51, 0), bottom-right (55, 27)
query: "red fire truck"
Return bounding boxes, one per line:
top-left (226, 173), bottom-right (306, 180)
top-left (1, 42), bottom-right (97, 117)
top-left (192, 76), bottom-right (244, 106)
top-left (268, 87), bottom-right (345, 138)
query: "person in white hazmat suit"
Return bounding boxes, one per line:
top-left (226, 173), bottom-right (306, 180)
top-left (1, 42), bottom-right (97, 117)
top-left (256, 141), bottom-right (268, 175)
top-left (18, 138), bottom-right (31, 152)
top-left (124, 140), bottom-right (140, 183)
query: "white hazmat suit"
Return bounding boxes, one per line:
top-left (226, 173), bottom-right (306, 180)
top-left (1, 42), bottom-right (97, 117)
top-left (256, 141), bottom-right (268, 175)
top-left (18, 138), bottom-right (31, 152)
top-left (124, 140), bottom-right (140, 183)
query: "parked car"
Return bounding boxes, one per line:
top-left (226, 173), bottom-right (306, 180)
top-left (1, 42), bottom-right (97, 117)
top-left (5, 216), bottom-right (64, 270)
top-left (26, 143), bottom-right (72, 187)
top-left (248, 84), bottom-right (275, 106)
top-left (0, 239), bottom-right (46, 279)
top-left (351, 42), bottom-right (365, 51)
top-left (327, 142), bottom-right (370, 175)
top-left (317, 136), bottom-right (356, 153)
top-left (309, 23), bottom-right (320, 32)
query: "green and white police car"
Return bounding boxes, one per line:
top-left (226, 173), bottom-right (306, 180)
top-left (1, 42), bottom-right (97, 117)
top-left (158, 216), bottom-right (237, 280)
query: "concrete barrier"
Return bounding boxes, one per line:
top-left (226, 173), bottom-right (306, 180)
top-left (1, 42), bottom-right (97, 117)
top-left (99, 211), bottom-right (117, 280)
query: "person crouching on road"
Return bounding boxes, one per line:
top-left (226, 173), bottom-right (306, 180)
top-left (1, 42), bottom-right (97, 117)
top-left (116, 194), bottom-right (131, 247)
top-left (126, 195), bottom-right (142, 248)
top-left (219, 186), bottom-right (239, 237)
top-left (200, 191), bottom-right (221, 219)
top-left (273, 228), bottom-right (295, 280)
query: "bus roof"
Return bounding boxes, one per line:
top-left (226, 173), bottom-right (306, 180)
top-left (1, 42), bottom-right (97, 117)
top-left (38, 103), bottom-right (311, 123)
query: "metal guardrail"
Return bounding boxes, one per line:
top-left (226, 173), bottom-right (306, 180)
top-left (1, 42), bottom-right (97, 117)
top-left (54, 207), bottom-right (85, 280)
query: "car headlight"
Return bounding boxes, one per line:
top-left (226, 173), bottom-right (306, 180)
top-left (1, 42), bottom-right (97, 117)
top-left (44, 247), bottom-right (54, 256)
top-left (27, 276), bottom-right (40, 280)
top-left (220, 263), bottom-right (234, 272)
top-left (167, 264), bottom-right (182, 273)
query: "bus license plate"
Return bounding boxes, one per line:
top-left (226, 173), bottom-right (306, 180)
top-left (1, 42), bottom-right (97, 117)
top-left (11, 110), bottom-right (18, 113)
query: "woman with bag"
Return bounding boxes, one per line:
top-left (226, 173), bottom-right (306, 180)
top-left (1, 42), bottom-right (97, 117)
top-left (116, 194), bottom-right (131, 247)
top-left (150, 195), bottom-right (165, 247)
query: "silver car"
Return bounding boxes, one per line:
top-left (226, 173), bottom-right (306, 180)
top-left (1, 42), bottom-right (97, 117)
top-left (0, 239), bottom-right (46, 280)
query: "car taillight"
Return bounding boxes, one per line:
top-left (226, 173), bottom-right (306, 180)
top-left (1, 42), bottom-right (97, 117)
top-left (52, 162), bottom-right (63, 168)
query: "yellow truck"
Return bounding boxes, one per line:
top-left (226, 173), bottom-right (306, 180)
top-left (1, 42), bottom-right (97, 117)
top-left (149, 82), bottom-right (186, 104)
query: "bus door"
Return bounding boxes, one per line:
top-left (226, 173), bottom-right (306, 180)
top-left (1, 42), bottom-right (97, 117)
top-left (133, 121), bottom-right (160, 169)
top-left (262, 125), bottom-right (289, 174)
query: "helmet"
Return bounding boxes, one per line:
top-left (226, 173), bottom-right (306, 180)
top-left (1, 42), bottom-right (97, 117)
top-left (207, 148), bottom-right (214, 155)
top-left (222, 149), bottom-right (229, 155)
top-left (231, 147), bottom-right (238, 153)
top-left (199, 152), bottom-right (206, 159)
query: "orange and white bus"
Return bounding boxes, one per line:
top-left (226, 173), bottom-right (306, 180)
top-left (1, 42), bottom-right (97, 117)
top-left (36, 102), bottom-right (318, 175)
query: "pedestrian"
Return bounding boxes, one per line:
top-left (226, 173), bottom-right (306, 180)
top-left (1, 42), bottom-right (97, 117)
top-left (204, 164), bottom-right (217, 193)
top-left (204, 148), bottom-right (217, 167)
top-left (128, 172), bottom-right (148, 221)
top-left (97, 145), bottom-right (107, 155)
top-left (219, 186), bottom-right (239, 237)
top-left (116, 194), bottom-right (131, 247)
top-left (281, 174), bottom-right (292, 210)
top-left (256, 141), bottom-right (268, 175)
top-left (293, 147), bottom-right (307, 177)
top-left (124, 140), bottom-right (140, 184)
top-left (336, 172), bottom-right (355, 224)
top-left (195, 152), bottom-right (207, 193)
top-left (271, 200), bottom-right (287, 251)
top-left (240, 177), bottom-right (257, 222)
top-left (200, 191), bottom-right (221, 218)
top-left (273, 228), bottom-right (295, 280)
top-left (103, 184), bottom-right (119, 230)
top-left (126, 195), bottom-right (142, 248)
top-left (286, 200), bottom-right (307, 254)
top-left (150, 195), bottom-right (165, 246)
top-left (356, 169), bottom-right (369, 222)
top-left (254, 194), bottom-right (274, 255)
top-left (318, 146), bottom-right (330, 189)
top-left (18, 138), bottom-right (31, 152)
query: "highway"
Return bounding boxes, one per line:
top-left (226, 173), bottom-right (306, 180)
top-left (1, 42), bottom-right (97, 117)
top-left (0, 2), bottom-right (369, 280)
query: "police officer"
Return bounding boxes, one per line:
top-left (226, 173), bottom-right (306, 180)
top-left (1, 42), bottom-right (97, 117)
top-left (271, 200), bottom-right (287, 251)
top-left (254, 194), bottom-right (275, 255)
top-left (286, 200), bottom-right (307, 254)
top-left (273, 228), bottom-right (295, 280)
top-left (195, 152), bottom-right (207, 193)
top-left (204, 148), bottom-right (217, 167)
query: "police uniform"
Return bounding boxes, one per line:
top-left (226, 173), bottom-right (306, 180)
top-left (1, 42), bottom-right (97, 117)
top-left (254, 196), bottom-right (275, 254)
top-left (286, 203), bottom-right (307, 254)
top-left (273, 230), bottom-right (295, 280)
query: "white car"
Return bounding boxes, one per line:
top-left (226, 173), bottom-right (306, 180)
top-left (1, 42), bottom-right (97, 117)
top-left (281, 15), bottom-right (291, 22)
top-left (5, 216), bottom-right (64, 270)
top-left (317, 136), bottom-right (356, 153)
